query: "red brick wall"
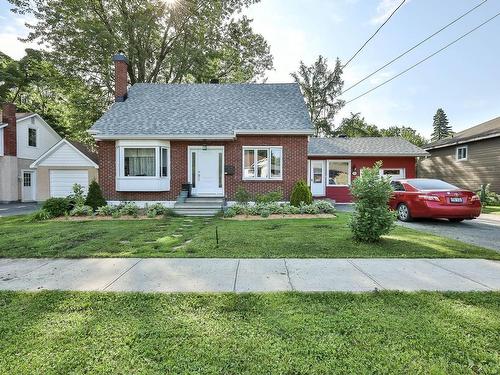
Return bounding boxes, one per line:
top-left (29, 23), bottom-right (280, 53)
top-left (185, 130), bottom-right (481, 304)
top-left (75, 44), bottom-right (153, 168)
top-left (114, 60), bottom-right (128, 102)
top-left (97, 135), bottom-right (309, 201)
top-left (2, 103), bottom-right (17, 156)
top-left (308, 156), bottom-right (417, 203)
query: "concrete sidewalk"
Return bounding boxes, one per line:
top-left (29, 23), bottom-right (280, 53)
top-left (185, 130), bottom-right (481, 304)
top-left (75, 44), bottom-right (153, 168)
top-left (1, 258), bottom-right (499, 292)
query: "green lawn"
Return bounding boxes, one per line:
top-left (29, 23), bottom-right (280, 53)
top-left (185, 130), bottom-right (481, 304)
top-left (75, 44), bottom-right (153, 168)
top-left (483, 206), bottom-right (500, 215)
top-left (0, 291), bottom-right (498, 374)
top-left (0, 213), bottom-right (498, 259)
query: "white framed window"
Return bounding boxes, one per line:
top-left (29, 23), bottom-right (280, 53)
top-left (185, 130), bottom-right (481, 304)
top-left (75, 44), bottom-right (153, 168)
top-left (161, 147), bottom-right (169, 177)
top-left (124, 148), bottom-right (156, 177)
top-left (28, 128), bottom-right (37, 147)
top-left (327, 160), bottom-right (351, 186)
top-left (380, 168), bottom-right (405, 180)
top-left (456, 145), bottom-right (468, 161)
top-left (242, 146), bottom-right (282, 180)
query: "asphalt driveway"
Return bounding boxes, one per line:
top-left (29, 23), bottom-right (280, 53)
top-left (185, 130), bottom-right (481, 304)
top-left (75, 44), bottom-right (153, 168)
top-left (397, 214), bottom-right (500, 252)
top-left (0, 203), bottom-right (39, 217)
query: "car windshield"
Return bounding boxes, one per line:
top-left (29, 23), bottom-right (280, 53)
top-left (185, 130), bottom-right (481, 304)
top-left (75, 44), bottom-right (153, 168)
top-left (407, 179), bottom-right (459, 191)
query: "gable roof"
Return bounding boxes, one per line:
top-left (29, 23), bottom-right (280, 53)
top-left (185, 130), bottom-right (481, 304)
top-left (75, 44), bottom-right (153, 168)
top-left (30, 138), bottom-right (98, 168)
top-left (90, 83), bottom-right (314, 139)
top-left (308, 137), bottom-right (429, 157)
top-left (424, 116), bottom-right (500, 150)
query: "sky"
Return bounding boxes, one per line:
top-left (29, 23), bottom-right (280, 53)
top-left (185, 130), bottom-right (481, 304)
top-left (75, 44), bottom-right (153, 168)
top-left (1, 0), bottom-right (499, 138)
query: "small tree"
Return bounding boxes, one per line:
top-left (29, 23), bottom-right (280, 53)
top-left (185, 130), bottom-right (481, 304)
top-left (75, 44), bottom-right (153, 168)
top-left (85, 180), bottom-right (107, 210)
top-left (290, 180), bottom-right (313, 207)
top-left (349, 162), bottom-right (396, 242)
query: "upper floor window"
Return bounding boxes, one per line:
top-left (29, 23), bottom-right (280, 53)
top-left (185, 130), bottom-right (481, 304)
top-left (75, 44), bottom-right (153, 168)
top-left (456, 146), bottom-right (467, 161)
top-left (243, 147), bottom-right (282, 180)
top-left (28, 128), bottom-right (37, 147)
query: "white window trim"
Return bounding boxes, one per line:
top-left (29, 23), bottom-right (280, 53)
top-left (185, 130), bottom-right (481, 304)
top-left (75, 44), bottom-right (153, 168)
top-left (27, 127), bottom-right (38, 148)
top-left (242, 146), bottom-right (283, 181)
top-left (456, 145), bottom-right (468, 161)
top-left (0, 128), bottom-right (4, 156)
top-left (115, 141), bottom-right (171, 192)
top-left (326, 159), bottom-right (351, 187)
top-left (380, 168), bottom-right (406, 179)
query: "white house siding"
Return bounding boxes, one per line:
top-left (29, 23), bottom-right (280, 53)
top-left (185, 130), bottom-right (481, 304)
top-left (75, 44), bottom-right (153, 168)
top-left (38, 142), bottom-right (93, 167)
top-left (16, 115), bottom-right (61, 160)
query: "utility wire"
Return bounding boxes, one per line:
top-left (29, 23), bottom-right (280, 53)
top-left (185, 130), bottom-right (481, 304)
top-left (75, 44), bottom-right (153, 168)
top-left (343, 0), bottom-right (406, 68)
top-left (344, 11), bottom-right (500, 104)
top-left (343, 0), bottom-right (488, 94)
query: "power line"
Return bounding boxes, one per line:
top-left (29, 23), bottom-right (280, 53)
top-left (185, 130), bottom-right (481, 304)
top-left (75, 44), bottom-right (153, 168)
top-left (342, 0), bottom-right (406, 68)
top-left (343, 0), bottom-right (488, 94)
top-left (344, 11), bottom-right (500, 104)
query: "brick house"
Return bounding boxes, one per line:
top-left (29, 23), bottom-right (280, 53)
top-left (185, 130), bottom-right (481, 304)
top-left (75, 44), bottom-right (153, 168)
top-left (90, 53), bottom-right (427, 210)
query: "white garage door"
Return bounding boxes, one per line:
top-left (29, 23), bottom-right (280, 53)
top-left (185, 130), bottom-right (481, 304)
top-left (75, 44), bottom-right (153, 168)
top-left (50, 170), bottom-right (89, 198)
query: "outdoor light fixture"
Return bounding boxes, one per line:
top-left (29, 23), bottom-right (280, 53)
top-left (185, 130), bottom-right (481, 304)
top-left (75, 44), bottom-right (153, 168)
top-left (202, 144), bottom-right (208, 150)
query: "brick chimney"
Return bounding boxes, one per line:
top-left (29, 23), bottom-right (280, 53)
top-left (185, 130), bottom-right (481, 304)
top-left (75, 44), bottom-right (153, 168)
top-left (112, 52), bottom-right (129, 102)
top-left (2, 103), bottom-right (17, 156)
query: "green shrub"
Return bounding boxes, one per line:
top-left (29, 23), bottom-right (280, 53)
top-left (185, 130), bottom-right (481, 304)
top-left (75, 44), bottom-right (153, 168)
top-left (68, 183), bottom-right (86, 207)
top-left (223, 207), bottom-right (237, 218)
top-left (42, 197), bottom-right (71, 217)
top-left (28, 209), bottom-right (53, 222)
top-left (255, 189), bottom-right (283, 204)
top-left (260, 208), bottom-right (271, 218)
top-left (477, 184), bottom-right (500, 206)
top-left (299, 203), bottom-right (320, 215)
top-left (119, 202), bottom-right (140, 217)
top-left (164, 208), bottom-right (180, 218)
top-left (235, 186), bottom-right (252, 205)
top-left (313, 200), bottom-right (336, 214)
top-left (85, 180), bottom-right (107, 210)
top-left (145, 203), bottom-right (167, 216)
top-left (290, 180), bottom-right (313, 207)
top-left (349, 161), bottom-right (396, 242)
top-left (112, 210), bottom-right (122, 219)
top-left (96, 205), bottom-right (118, 216)
top-left (69, 205), bottom-right (94, 217)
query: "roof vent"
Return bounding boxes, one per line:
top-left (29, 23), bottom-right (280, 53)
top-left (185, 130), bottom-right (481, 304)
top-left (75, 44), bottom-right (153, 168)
top-left (209, 78), bottom-right (220, 84)
top-left (337, 134), bottom-right (348, 138)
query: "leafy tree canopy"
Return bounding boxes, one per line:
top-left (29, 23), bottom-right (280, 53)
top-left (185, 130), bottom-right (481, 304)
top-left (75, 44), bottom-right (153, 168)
top-left (0, 49), bottom-right (106, 143)
top-left (291, 55), bottom-right (344, 136)
top-left (8, 0), bottom-right (273, 92)
top-left (334, 113), bottom-right (428, 147)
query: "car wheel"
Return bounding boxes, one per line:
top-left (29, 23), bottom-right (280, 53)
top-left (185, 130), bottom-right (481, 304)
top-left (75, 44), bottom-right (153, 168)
top-left (397, 203), bottom-right (412, 222)
top-left (449, 218), bottom-right (464, 223)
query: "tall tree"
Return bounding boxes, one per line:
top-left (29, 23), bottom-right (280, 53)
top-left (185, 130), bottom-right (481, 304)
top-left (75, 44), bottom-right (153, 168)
top-left (291, 55), bottom-right (344, 136)
top-left (431, 108), bottom-right (452, 141)
top-left (0, 49), bottom-right (107, 143)
top-left (8, 0), bottom-right (273, 95)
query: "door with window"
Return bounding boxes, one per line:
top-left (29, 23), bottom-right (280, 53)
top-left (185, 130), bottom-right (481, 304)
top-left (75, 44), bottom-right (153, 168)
top-left (380, 168), bottom-right (405, 180)
top-left (310, 160), bottom-right (325, 196)
top-left (21, 170), bottom-right (35, 202)
top-left (189, 147), bottom-right (224, 196)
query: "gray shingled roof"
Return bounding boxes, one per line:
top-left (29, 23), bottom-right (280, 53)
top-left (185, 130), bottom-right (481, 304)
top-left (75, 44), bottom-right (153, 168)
top-left (308, 137), bottom-right (429, 156)
top-left (424, 116), bottom-right (500, 150)
top-left (90, 83), bottom-right (314, 137)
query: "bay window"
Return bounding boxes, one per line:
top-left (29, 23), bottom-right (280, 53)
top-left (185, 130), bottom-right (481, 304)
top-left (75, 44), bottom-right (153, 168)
top-left (116, 141), bottom-right (170, 192)
top-left (327, 160), bottom-right (350, 186)
top-left (243, 147), bottom-right (282, 180)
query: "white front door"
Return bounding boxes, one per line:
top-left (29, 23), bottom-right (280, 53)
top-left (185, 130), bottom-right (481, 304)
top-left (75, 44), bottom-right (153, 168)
top-left (21, 170), bottom-right (36, 202)
top-left (189, 147), bottom-right (224, 196)
top-left (310, 160), bottom-right (325, 197)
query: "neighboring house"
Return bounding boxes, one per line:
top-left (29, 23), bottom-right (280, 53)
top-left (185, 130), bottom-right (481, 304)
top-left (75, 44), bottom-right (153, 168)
top-left (308, 137), bottom-right (428, 202)
top-left (0, 104), bottom-right (98, 202)
top-left (419, 116), bottom-right (500, 192)
top-left (90, 53), bottom-right (429, 210)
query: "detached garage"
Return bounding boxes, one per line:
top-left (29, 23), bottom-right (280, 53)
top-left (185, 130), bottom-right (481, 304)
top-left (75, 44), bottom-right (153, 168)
top-left (30, 139), bottom-right (99, 201)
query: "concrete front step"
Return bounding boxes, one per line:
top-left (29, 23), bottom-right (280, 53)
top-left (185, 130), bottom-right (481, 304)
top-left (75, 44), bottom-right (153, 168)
top-left (173, 208), bottom-right (222, 217)
top-left (184, 198), bottom-right (224, 203)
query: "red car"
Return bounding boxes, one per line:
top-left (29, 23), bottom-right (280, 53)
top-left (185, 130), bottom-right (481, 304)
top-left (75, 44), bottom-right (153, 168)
top-left (389, 178), bottom-right (481, 222)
